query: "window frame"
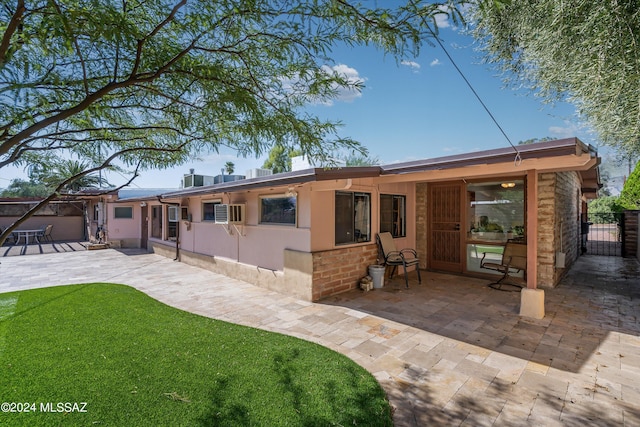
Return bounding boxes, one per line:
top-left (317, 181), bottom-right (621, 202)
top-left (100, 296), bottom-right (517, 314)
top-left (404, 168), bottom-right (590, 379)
top-left (380, 194), bottom-right (406, 238)
top-left (168, 206), bottom-right (179, 222)
top-left (202, 199), bottom-right (222, 222)
top-left (166, 205), bottom-right (178, 241)
top-left (113, 206), bottom-right (133, 219)
top-left (259, 194), bottom-right (297, 226)
top-left (335, 191), bottom-right (371, 245)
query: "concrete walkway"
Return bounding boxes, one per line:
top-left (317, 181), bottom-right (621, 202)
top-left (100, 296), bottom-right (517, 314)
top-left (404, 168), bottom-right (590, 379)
top-left (1, 249), bottom-right (639, 426)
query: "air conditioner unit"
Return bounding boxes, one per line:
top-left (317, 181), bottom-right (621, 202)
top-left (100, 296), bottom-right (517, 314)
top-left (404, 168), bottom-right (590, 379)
top-left (214, 204), bottom-right (245, 224)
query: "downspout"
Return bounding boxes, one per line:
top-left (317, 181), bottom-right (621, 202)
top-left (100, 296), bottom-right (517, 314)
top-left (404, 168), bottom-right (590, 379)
top-left (157, 196), bottom-right (180, 261)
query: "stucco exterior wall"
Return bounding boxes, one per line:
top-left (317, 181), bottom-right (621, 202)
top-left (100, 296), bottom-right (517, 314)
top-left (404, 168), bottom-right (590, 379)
top-left (150, 240), bottom-right (379, 302)
top-left (107, 203), bottom-right (141, 241)
top-left (143, 179), bottom-right (414, 300)
top-left (0, 216), bottom-right (85, 241)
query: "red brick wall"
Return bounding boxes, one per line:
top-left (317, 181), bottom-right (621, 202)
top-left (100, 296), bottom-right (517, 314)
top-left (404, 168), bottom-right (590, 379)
top-left (311, 243), bottom-right (379, 300)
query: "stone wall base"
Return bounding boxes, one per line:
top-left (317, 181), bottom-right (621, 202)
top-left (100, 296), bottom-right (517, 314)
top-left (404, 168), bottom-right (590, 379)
top-left (149, 242), bottom-right (314, 300)
top-left (148, 241), bottom-right (378, 302)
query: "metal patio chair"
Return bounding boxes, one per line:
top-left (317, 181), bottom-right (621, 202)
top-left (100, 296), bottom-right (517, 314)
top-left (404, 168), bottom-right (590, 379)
top-left (376, 232), bottom-right (422, 288)
top-left (37, 224), bottom-right (54, 243)
top-left (480, 239), bottom-right (527, 291)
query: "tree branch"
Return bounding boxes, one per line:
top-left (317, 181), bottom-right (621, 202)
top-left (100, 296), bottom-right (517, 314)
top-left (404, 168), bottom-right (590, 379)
top-left (0, 145), bottom-right (184, 245)
top-left (0, 0), bottom-right (25, 68)
top-left (50, 0), bottom-right (89, 95)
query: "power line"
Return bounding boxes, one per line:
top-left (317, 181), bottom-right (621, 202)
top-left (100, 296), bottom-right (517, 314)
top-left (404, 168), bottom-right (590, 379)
top-left (429, 28), bottom-right (521, 164)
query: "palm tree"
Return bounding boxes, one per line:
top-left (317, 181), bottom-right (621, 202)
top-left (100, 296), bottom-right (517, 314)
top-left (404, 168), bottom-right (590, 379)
top-left (224, 161), bottom-right (235, 175)
top-left (41, 160), bottom-right (111, 192)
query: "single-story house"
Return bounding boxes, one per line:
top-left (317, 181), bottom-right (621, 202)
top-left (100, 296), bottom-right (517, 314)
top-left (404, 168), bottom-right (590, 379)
top-left (92, 138), bottom-right (601, 318)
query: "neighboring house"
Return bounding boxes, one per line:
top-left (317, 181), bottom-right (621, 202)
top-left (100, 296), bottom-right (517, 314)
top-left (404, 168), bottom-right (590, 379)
top-left (98, 138), bottom-right (600, 315)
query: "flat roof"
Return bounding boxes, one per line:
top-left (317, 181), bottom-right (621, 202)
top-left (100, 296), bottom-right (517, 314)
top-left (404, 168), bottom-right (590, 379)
top-left (158, 138), bottom-right (598, 199)
top-left (380, 138), bottom-right (595, 174)
top-left (159, 166), bottom-right (381, 199)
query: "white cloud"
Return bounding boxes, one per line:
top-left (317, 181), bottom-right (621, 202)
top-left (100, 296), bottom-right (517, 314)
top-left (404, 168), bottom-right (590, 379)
top-left (401, 60), bottom-right (421, 73)
top-left (441, 146), bottom-right (463, 154)
top-left (318, 64), bottom-right (365, 105)
top-left (279, 64), bottom-right (364, 106)
top-left (430, 58), bottom-right (442, 67)
top-left (549, 123), bottom-right (580, 138)
top-left (435, 11), bottom-right (451, 29)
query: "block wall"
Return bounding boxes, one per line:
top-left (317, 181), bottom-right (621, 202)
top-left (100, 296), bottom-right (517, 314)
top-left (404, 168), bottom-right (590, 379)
top-left (537, 171), bottom-right (582, 287)
top-left (311, 243), bottom-right (378, 300)
top-left (624, 210), bottom-right (639, 258)
top-left (415, 182), bottom-right (428, 269)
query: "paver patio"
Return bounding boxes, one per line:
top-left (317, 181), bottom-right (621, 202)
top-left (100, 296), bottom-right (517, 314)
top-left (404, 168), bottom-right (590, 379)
top-left (1, 247), bottom-right (639, 426)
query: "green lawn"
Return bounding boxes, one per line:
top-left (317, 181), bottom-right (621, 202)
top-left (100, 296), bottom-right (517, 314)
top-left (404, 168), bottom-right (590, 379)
top-left (0, 284), bottom-right (392, 426)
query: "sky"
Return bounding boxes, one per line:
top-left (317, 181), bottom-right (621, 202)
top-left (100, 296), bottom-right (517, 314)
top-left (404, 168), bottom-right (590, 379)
top-left (0, 12), bottom-right (602, 191)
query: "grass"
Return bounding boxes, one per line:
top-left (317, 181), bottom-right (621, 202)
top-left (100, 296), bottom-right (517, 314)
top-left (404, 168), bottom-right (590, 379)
top-left (0, 284), bottom-right (392, 426)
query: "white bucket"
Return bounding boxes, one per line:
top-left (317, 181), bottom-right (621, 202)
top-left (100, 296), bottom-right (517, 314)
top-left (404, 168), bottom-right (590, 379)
top-left (368, 265), bottom-right (386, 289)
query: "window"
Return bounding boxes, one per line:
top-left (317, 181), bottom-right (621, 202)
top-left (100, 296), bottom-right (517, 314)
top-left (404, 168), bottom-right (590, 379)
top-left (180, 207), bottom-right (190, 221)
top-left (380, 194), bottom-right (406, 237)
top-left (335, 191), bottom-right (370, 245)
top-left (466, 179), bottom-right (526, 274)
top-left (260, 195), bottom-right (296, 225)
top-left (167, 206), bottom-right (178, 240)
top-left (114, 206), bottom-right (133, 219)
top-left (202, 200), bottom-right (221, 221)
top-left (168, 206), bottom-right (179, 222)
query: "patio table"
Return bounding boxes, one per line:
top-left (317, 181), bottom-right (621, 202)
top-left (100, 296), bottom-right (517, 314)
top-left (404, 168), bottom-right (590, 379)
top-left (11, 229), bottom-right (42, 245)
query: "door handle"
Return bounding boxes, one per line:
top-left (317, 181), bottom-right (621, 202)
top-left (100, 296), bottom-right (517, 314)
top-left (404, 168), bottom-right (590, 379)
top-left (454, 224), bottom-right (460, 231)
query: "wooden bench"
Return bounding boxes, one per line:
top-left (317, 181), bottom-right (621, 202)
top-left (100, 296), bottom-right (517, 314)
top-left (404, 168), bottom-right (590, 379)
top-left (480, 240), bottom-right (527, 291)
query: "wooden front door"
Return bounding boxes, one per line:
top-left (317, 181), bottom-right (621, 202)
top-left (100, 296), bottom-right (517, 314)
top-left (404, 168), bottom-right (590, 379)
top-left (429, 182), bottom-right (464, 272)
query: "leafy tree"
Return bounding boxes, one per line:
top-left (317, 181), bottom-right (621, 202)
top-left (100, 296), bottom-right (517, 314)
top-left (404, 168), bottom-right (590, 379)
top-left (262, 145), bottom-right (303, 174)
top-left (619, 161), bottom-right (640, 209)
top-left (0, 0), bottom-right (465, 244)
top-left (517, 137), bottom-right (553, 145)
top-left (224, 161), bottom-right (235, 175)
top-left (0, 178), bottom-right (49, 197)
top-left (345, 154), bottom-right (380, 166)
top-left (587, 196), bottom-right (626, 224)
top-left (472, 1), bottom-right (640, 155)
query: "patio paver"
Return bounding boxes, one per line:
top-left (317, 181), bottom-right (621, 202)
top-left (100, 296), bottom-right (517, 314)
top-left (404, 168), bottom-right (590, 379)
top-left (1, 248), bottom-right (639, 426)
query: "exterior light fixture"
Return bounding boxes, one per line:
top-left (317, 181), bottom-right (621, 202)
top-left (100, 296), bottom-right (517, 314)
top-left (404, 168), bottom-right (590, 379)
top-left (501, 182), bottom-right (516, 188)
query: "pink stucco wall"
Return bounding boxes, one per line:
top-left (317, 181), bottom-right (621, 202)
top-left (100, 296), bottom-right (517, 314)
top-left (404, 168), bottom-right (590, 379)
top-left (106, 203), bottom-right (142, 239)
top-left (108, 178), bottom-right (419, 273)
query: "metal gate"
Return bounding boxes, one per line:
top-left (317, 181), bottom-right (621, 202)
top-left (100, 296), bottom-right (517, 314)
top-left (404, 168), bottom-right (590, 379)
top-left (582, 212), bottom-right (625, 256)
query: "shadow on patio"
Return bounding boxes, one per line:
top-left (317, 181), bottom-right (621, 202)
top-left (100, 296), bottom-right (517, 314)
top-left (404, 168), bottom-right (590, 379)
top-left (322, 255), bottom-right (640, 375)
top-left (1, 240), bottom-right (90, 257)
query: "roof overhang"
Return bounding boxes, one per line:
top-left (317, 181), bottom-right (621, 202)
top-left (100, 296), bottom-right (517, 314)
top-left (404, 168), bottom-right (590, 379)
top-left (377, 138), bottom-right (600, 186)
top-left (67, 137), bottom-right (600, 203)
top-left (158, 166), bottom-right (381, 200)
